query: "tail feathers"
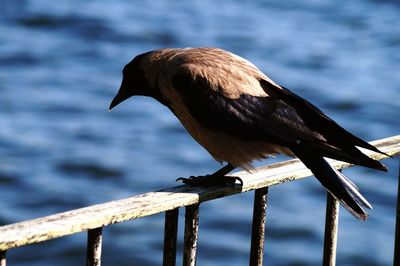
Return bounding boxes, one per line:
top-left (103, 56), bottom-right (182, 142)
top-left (332, 167), bottom-right (372, 216)
top-left (337, 169), bottom-right (359, 191)
top-left (293, 150), bottom-right (372, 220)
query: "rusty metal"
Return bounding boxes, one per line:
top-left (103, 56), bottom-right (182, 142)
top-left (394, 160), bottom-right (400, 266)
top-left (0, 250), bottom-right (6, 266)
top-left (163, 209), bottom-right (179, 266)
top-left (249, 187), bottom-right (269, 266)
top-left (322, 191), bottom-right (340, 266)
top-left (86, 227), bottom-right (103, 266)
top-left (183, 204), bottom-right (199, 266)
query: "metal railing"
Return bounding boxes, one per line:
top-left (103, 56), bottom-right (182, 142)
top-left (1, 135), bottom-right (399, 266)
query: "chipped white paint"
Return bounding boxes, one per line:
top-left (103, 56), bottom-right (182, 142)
top-left (0, 135), bottom-right (399, 251)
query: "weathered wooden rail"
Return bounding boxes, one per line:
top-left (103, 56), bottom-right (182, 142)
top-left (0, 135), bottom-right (399, 266)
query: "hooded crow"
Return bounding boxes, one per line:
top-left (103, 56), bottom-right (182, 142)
top-left (109, 47), bottom-right (388, 220)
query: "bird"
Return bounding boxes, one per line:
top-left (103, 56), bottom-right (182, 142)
top-left (109, 47), bottom-right (388, 220)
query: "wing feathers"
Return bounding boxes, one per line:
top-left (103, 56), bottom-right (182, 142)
top-left (172, 73), bottom-right (323, 144)
top-left (171, 72), bottom-right (386, 172)
top-left (259, 79), bottom-right (387, 171)
top-left (260, 80), bottom-right (389, 158)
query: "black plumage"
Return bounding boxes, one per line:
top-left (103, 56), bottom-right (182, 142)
top-left (109, 47), bottom-right (387, 220)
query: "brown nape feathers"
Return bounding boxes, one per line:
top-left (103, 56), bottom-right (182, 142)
top-left (109, 47), bottom-right (388, 220)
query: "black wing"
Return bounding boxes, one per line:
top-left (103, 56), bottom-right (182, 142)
top-left (171, 73), bottom-right (387, 171)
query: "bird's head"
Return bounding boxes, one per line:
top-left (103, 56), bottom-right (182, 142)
top-left (109, 51), bottom-right (154, 111)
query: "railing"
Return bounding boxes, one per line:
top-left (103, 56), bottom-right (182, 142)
top-left (0, 135), bottom-right (399, 266)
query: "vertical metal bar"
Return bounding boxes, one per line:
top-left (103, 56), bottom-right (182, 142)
top-left (163, 208), bottom-right (179, 266)
top-left (394, 159), bottom-right (400, 266)
top-left (249, 187), bottom-right (269, 266)
top-left (182, 204), bottom-right (199, 266)
top-left (86, 227), bottom-right (103, 266)
top-left (0, 250), bottom-right (6, 266)
top-left (322, 191), bottom-right (340, 266)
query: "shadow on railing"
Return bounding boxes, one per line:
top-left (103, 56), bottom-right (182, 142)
top-left (1, 135), bottom-right (399, 266)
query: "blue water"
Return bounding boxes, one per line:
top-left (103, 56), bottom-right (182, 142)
top-left (1, 0), bottom-right (399, 265)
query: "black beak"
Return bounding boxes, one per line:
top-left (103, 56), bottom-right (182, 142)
top-left (109, 80), bottom-right (132, 111)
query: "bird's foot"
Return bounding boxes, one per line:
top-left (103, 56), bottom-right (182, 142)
top-left (176, 174), bottom-right (243, 187)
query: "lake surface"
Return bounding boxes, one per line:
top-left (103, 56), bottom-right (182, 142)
top-left (0, 0), bottom-right (399, 265)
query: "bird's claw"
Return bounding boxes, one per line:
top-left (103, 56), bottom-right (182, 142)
top-left (176, 175), bottom-right (243, 187)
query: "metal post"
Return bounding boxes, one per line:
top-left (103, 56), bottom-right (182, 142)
top-left (163, 209), bottom-right (179, 266)
top-left (86, 227), bottom-right (103, 266)
top-left (249, 187), bottom-right (269, 266)
top-left (183, 204), bottom-right (199, 266)
top-left (0, 250), bottom-right (6, 266)
top-left (394, 160), bottom-right (400, 266)
top-left (322, 192), bottom-right (340, 266)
